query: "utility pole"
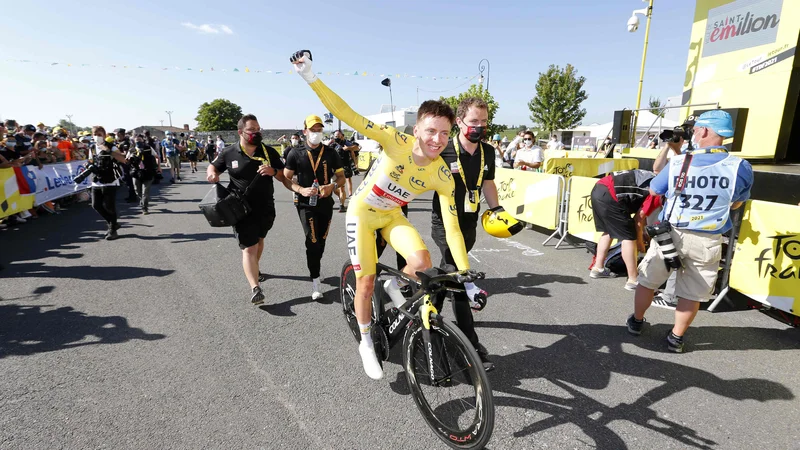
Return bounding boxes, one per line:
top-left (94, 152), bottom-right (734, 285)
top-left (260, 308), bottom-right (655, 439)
top-left (165, 111), bottom-right (174, 128)
top-left (159, 120), bottom-right (165, 127)
top-left (65, 114), bottom-right (74, 134)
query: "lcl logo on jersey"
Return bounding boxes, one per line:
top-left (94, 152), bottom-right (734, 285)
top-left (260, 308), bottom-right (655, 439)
top-left (438, 165), bottom-right (452, 182)
top-left (409, 176), bottom-right (426, 189)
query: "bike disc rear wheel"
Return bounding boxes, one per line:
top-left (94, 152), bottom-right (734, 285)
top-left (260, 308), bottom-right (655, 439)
top-left (339, 261), bottom-right (361, 344)
top-left (402, 318), bottom-right (494, 449)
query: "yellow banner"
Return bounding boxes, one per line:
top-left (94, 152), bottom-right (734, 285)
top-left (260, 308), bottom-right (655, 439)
top-left (357, 151), bottom-right (376, 171)
top-left (566, 176), bottom-right (606, 243)
top-left (729, 200), bottom-right (800, 316)
top-left (683, 0), bottom-right (800, 160)
top-left (544, 158), bottom-right (638, 179)
top-left (493, 168), bottom-right (562, 230)
top-left (0, 168), bottom-right (34, 219)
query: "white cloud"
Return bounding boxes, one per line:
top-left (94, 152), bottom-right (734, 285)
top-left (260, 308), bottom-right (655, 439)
top-left (181, 22), bottom-right (234, 35)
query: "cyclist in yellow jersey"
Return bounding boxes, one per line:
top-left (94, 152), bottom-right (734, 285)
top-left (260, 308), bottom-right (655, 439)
top-left (291, 50), bottom-right (470, 380)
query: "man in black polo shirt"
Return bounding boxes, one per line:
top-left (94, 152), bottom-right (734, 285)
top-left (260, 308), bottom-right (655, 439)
top-left (284, 114), bottom-right (345, 300)
top-left (431, 97), bottom-right (501, 372)
top-left (207, 114), bottom-right (288, 305)
top-left (329, 129), bottom-right (360, 212)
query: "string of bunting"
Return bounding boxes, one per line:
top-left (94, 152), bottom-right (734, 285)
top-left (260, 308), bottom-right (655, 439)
top-left (4, 59), bottom-right (470, 81)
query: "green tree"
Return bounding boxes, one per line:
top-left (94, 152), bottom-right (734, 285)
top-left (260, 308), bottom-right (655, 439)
top-left (648, 96), bottom-right (666, 118)
top-left (527, 64), bottom-right (588, 134)
top-left (195, 99), bottom-right (243, 131)
top-left (440, 84), bottom-right (504, 136)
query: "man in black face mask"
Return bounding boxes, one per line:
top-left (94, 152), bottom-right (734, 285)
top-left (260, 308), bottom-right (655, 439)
top-left (115, 128), bottom-right (138, 203)
top-left (129, 134), bottom-right (161, 214)
top-left (430, 97), bottom-right (501, 372)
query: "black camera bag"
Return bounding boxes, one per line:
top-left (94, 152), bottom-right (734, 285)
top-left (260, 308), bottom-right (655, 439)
top-left (199, 177), bottom-right (259, 227)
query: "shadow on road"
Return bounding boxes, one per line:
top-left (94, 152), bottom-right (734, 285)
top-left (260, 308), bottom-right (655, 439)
top-left (478, 272), bottom-right (587, 298)
top-left (258, 276), bottom-right (338, 316)
top-left (0, 304), bottom-right (166, 358)
top-left (117, 232), bottom-right (230, 243)
top-left (470, 320), bottom-right (796, 449)
top-left (4, 262), bottom-right (175, 280)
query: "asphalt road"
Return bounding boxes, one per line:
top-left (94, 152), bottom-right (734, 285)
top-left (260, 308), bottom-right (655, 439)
top-left (1, 161), bottom-right (798, 449)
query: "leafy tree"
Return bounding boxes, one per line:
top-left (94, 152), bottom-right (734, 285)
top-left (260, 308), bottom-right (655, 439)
top-left (528, 64), bottom-right (588, 134)
top-left (648, 96), bottom-right (666, 118)
top-left (440, 84), bottom-right (504, 136)
top-left (195, 99), bottom-right (243, 131)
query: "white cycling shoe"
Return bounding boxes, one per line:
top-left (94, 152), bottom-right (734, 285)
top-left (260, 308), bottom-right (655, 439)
top-left (358, 342), bottom-right (384, 380)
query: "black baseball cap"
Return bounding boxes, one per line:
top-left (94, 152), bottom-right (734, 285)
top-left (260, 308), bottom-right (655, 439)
top-left (23, 124), bottom-right (36, 132)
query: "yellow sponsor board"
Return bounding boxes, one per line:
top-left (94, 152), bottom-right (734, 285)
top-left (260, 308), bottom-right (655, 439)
top-left (682, 0), bottom-right (800, 160)
top-left (566, 176), bottom-right (606, 243)
top-left (357, 151), bottom-right (375, 171)
top-left (0, 168), bottom-right (34, 219)
top-left (544, 158), bottom-right (638, 179)
top-left (494, 168), bottom-right (562, 230)
top-left (729, 200), bottom-right (800, 316)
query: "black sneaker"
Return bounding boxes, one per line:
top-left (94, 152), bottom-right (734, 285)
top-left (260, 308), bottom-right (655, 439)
top-left (339, 205), bottom-right (347, 213)
top-left (666, 332), bottom-right (685, 353)
top-left (177, 176), bottom-right (182, 181)
top-left (258, 272), bottom-right (268, 283)
top-left (170, 178), bottom-right (175, 184)
top-left (105, 229), bottom-right (119, 241)
top-left (251, 286), bottom-right (265, 305)
top-left (626, 314), bottom-right (646, 336)
top-left (475, 343), bottom-right (495, 372)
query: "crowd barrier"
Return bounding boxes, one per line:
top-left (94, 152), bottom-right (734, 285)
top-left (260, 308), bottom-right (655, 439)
top-left (565, 176), bottom-right (606, 243)
top-left (0, 161), bottom-right (91, 218)
top-left (718, 200), bottom-right (800, 317)
top-left (544, 157), bottom-right (638, 179)
top-left (494, 168), bottom-right (564, 231)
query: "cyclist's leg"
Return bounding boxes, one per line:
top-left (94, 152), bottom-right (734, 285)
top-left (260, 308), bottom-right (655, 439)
top-left (380, 212), bottom-right (431, 278)
top-left (345, 212), bottom-right (386, 324)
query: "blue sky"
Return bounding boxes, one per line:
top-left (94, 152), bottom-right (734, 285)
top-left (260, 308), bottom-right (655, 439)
top-left (2, 0), bottom-right (697, 131)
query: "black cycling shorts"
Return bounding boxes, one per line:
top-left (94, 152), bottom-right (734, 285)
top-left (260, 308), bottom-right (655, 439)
top-left (591, 184), bottom-right (636, 241)
top-left (233, 205), bottom-right (276, 249)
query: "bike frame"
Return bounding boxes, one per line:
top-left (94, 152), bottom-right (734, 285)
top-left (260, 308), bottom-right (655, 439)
top-left (373, 263), bottom-right (465, 386)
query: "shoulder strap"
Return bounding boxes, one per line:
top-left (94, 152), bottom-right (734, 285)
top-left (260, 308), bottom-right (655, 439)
top-left (664, 153), bottom-right (694, 222)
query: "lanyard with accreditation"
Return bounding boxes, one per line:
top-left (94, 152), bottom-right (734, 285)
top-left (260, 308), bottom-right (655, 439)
top-left (306, 147), bottom-right (327, 184)
top-left (453, 138), bottom-right (484, 213)
top-left (240, 143), bottom-right (272, 166)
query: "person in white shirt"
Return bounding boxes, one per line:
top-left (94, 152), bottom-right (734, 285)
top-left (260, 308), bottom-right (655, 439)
top-left (215, 135), bottom-right (225, 153)
top-left (547, 134), bottom-right (563, 151)
top-left (513, 131), bottom-right (544, 171)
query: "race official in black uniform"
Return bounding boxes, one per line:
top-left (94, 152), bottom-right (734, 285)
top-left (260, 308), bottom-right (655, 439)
top-left (431, 97), bottom-right (500, 372)
top-left (283, 114), bottom-right (345, 300)
top-left (207, 114), bottom-right (288, 305)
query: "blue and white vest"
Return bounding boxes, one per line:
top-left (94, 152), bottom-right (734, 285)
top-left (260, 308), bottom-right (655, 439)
top-left (665, 153), bottom-right (741, 232)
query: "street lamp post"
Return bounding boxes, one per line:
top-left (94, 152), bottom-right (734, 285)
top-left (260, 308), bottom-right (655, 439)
top-left (478, 59), bottom-right (490, 92)
top-left (165, 111), bottom-right (174, 128)
top-left (628, 0), bottom-right (654, 147)
top-left (65, 114), bottom-right (74, 134)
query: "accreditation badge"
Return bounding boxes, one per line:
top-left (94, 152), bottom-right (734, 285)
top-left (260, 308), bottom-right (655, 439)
top-left (464, 189), bottom-right (479, 213)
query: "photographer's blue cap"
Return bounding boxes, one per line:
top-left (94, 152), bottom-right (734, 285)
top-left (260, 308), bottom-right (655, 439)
top-left (694, 110), bottom-right (734, 137)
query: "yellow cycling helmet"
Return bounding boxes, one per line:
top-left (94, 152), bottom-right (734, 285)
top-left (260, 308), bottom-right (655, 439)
top-left (481, 206), bottom-right (523, 238)
top-left (105, 135), bottom-right (116, 144)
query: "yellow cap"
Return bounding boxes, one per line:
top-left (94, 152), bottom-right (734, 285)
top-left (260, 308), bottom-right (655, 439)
top-left (304, 114), bottom-right (323, 129)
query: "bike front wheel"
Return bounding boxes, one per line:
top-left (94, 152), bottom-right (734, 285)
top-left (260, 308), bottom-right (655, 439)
top-left (402, 317), bottom-right (495, 449)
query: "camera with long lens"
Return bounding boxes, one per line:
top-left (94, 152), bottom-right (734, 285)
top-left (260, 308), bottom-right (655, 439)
top-left (73, 162), bottom-right (99, 184)
top-left (659, 124), bottom-right (693, 144)
top-left (645, 222), bottom-right (683, 270)
top-left (73, 151), bottom-right (117, 184)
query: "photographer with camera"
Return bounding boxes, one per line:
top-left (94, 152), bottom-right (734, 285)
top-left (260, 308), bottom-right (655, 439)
top-left (627, 111), bottom-right (753, 353)
top-left (653, 117), bottom-right (695, 174)
top-left (80, 126), bottom-right (128, 240)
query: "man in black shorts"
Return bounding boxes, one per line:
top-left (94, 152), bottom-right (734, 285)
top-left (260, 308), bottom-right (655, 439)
top-left (207, 114), bottom-right (289, 305)
top-left (590, 169), bottom-right (661, 290)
